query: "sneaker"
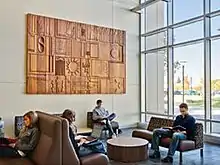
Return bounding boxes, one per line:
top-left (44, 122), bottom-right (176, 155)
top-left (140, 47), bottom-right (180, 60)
top-left (161, 156), bottom-right (173, 163)
top-left (149, 151), bottom-right (161, 159)
top-left (112, 134), bottom-right (117, 138)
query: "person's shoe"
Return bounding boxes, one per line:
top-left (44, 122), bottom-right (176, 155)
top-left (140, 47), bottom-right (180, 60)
top-left (149, 151), bottom-right (161, 159)
top-left (112, 134), bottom-right (117, 138)
top-left (161, 156), bottom-right (173, 163)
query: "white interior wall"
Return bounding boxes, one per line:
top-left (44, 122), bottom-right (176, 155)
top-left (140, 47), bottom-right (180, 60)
top-left (0, 0), bottom-right (139, 136)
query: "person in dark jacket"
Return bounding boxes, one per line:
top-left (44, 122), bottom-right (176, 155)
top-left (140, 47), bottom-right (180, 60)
top-left (62, 109), bottom-right (94, 157)
top-left (149, 103), bottom-right (196, 163)
top-left (0, 111), bottom-right (39, 157)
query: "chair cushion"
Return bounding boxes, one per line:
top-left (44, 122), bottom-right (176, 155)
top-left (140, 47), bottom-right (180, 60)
top-left (80, 153), bottom-right (109, 165)
top-left (132, 129), bottom-right (153, 141)
top-left (179, 140), bottom-right (195, 151)
top-left (0, 158), bottom-right (34, 165)
top-left (160, 138), bottom-right (195, 151)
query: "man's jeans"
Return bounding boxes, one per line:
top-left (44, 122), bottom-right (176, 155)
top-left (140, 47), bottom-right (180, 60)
top-left (102, 113), bottom-right (117, 136)
top-left (103, 118), bottom-right (115, 136)
top-left (151, 128), bottom-right (186, 157)
top-left (78, 146), bottom-right (93, 157)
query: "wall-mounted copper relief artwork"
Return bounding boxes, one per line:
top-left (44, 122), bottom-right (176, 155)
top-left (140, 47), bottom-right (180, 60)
top-left (26, 14), bottom-right (126, 94)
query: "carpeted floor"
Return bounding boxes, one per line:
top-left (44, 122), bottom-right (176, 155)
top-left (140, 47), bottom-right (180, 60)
top-left (108, 129), bottom-right (220, 165)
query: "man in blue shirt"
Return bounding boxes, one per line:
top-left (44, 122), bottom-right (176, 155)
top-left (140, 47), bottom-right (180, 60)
top-left (149, 103), bottom-right (196, 163)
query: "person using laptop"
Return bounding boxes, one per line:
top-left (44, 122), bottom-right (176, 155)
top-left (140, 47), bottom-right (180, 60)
top-left (0, 111), bottom-right (39, 158)
top-left (149, 103), bottom-right (196, 163)
top-left (62, 109), bottom-right (105, 157)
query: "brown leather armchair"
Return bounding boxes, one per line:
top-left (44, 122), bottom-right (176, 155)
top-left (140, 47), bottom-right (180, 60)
top-left (0, 111), bottom-right (63, 165)
top-left (60, 117), bottom-right (109, 165)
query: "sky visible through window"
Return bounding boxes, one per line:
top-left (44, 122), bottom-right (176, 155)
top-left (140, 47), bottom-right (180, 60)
top-left (172, 0), bottom-right (220, 86)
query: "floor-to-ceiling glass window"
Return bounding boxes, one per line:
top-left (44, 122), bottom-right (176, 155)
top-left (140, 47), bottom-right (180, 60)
top-left (211, 39), bottom-right (220, 134)
top-left (211, 12), bottom-right (220, 134)
top-left (140, 0), bottom-right (168, 117)
top-left (137, 0), bottom-right (220, 140)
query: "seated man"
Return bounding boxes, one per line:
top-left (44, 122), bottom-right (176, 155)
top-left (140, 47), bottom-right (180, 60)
top-left (92, 99), bottom-right (121, 138)
top-left (149, 103), bottom-right (196, 163)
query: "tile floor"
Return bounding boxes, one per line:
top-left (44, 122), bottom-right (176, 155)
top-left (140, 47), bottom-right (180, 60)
top-left (108, 129), bottom-right (220, 165)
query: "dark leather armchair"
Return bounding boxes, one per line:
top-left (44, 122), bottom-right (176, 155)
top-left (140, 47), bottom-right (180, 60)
top-left (132, 117), bottom-right (204, 163)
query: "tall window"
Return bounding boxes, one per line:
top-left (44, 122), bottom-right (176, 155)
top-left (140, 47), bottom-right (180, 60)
top-left (141, 0), bottom-right (168, 118)
top-left (211, 39), bottom-right (220, 134)
top-left (173, 43), bottom-right (204, 118)
top-left (139, 0), bottom-right (220, 140)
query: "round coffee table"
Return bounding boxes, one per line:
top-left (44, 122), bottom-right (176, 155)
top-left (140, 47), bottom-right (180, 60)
top-left (107, 137), bottom-right (149, 163)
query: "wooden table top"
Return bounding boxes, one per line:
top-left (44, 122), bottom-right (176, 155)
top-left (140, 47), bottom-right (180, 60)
top-left (107, 137), bottom-right (149, 147)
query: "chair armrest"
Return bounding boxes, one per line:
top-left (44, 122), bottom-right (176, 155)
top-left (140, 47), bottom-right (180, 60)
top-left (194, 123), bottom-right (204, 149)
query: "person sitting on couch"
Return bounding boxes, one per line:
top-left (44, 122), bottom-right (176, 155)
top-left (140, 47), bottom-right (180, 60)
top-left (149, 103), bottom-right (196, 163)
top-left (68, 110), bottom-right (77, 136)
top-left (0, 111), bottom-right (39, 158)
top-left (62, 109), bottom-right (105, 157)
top-left (92, 99), bottom-right (121, 138)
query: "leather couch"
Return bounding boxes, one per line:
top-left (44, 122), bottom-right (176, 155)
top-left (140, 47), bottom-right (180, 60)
top-left (0, 111), bottom-right (63, 165)
top-left (13, 112), bottom-right (109, 165)
top-left (132, 117), bottom-right (204, 162)
top-left (14, 113), bottom-right (62, 137)
top-left (59, 116), bottom-right (109, 165)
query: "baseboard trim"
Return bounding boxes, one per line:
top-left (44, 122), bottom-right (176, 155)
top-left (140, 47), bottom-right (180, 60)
top-left (120, 123), bottom-right (137, 129)
top-left (204, 134), bottom-right (220, 145)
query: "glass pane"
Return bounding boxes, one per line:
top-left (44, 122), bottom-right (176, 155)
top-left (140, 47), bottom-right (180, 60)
top-left (174, 21), bottom-right (204, 44)
top-left (146, 114), bottom-right (171, 123)
top-left (164, 51), bottom-right (168, 115)
top-left (212, 122), bottom-right (220, 134)
top-left (146, 31), bottom-right (167, 50)
top-left (211, 16), bottom-right (220, 36)
top-left (145, 0), bottom-right (167, 32)
top-left (141, 54), bottom-right (146, 114)
top-left (211, 0), bottom-right (220, 12)
top-left (174, 0), bottom-right (203, 23)
top-left (141, 114), bottom-right (146, 123)
top-left (211, 40), bottom-right (220, 121)
top-left (146, 49), bottom-right (167, 114)
top-left (173, 43), bottom-right (204, 118)
top-left (141, 8), bottom-right (146, 34)
top-left (141, 37), bottom-right (146, 52)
